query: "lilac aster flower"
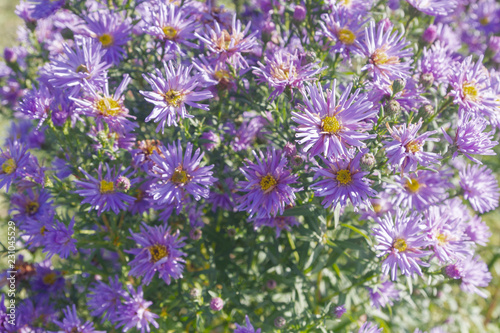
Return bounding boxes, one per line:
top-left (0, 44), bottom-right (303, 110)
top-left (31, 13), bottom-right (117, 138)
top-left (250, 215), bottom-right (299, 237)
top-left (131, 139), bottom-right (165, 172)
top-left (72, 74), bottom-right (137, 134)
top-left (29, 0), bottom-right (65, 19)
top-left (237, 148), bottom-right (301, 218)
top-left (405, 0), bottom-right (457, 16)
top-left (31, 262), bottom-right (65, 294)
top-left (192, 55), bottom-right (236, 92)
top-left (367, 280), bottom-right (400, 309)
top-left (0, 141), bottom-right (31, 192)
top-left (459, 164), bottom-right (500, 213)
top-left (46, 37), bottom-right (111, 96)
top-left (195, 14), bottom-right (258, 69)
top-left (311, 149), bottom-right (377, 211)
top-left (53, 304), bottom-right (105, 333)
top-left (319, 8), bottom-right (366, 57)
top-left (85, 11), bottom-right (132, 65)
top-left (449, 55), bottom-right (498, 115)
top-left (200, 130), bottom-right (220, 151)
top-left (17, 84), bottom-right (52, 129)
top-left (9, 188), bottom-right (54, 226)
top-left (334, 305), bottom-right (346, 318)
top-left (417, 42), bottom-right (453, 87)
top-left (388, 170), bottom-right (453, 211)
top-left (446, 255), bottom-right (492, 298)
top-left (139, 61), bottom-right (214, 132)
top-left (115, 285), bottom-right (159, 333)
top-left (234, 315), bottom-right (261, 333)
top-left (442, 113), bottom-right (497, 164)
top-left (372, 209), bottom-right (430, 281)
top-left (87, 276), bottom-right (128, 324)
top-left (464, 216), bottom-right (491, 247)
top-left (291, 81), bottom-right (376, 159)
top-left (210, 297), bottom-right (224, 311)
top-left (383, 119), bottom-right (441, 173)
top-left (424, 206), bottom-right (472, 263)
top-left (360, 20), bottom-right (413, 81)
top-left (252, 49), bottom-right (324, 101)
top-left (143, 3), bottom-right (197, 53)
top-left (7, 120), bottom-right (46, 149)
top-left (127, 222), bottom-right (187, 285)
top-left (148, 140), bottom-right (216, 214)
top-left (43, 217), bottom-right (77, 259)
top-left (74, 163), bottom-right (136, 216)
top-left (359, 322), bottom-right (383, 333)
top-left (208, 178), bottom-right (236, 212)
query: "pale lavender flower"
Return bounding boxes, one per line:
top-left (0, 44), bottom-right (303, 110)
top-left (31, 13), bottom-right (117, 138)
top-left (140, 61), bottom-right (214, 132)
top-left (29, 0), bottom-right (65, 19)
top-left (291, 81), bottom-right (376, 159)
top-left (17, 84), bottom-right (52, 129)
top-left (446, 255), bottom-right (492, 298)
top-left (127, 222), bottom-right (186, 285)
top-left (459, 164), bottom-right (500, 213)
top-left (384, 120), bottom-right (441, 173)
top-left (359, 322), bottom-right (383, 333)
top-left (417, 42), bottom-right (453, 87)
top-left (367, 280), bottom-right (400, 309)
top-left (372, 209), bottom-right (430, 281)
top-left (115, 285), bottom-right (159, 333)
top-left (210, 297), bottom-right (224, 311)
top-left (465, 216), bottom-right (491, 247)
top-left (406, 0), bottom-right (457, 16)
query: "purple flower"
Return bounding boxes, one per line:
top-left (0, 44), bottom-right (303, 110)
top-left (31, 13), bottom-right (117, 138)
top-left (200, 130), bottom-right (220, 151)
top-left (53, 304), bottom-right (104, 333)
top-left (367, 280), bottom-right (400, 309)
top-left (234, 315), bottom-right (261, 333)
top-left (291, 81), bottom-right (376, 159)
top-left (7, 120), bottom-right (46, 149)
top-left (9, 188), bottom-right (54, 226)
top-left (442, 113), bottom-right (497, 164)
top-left (250, 215), bottom-right (299, 237)
top-left (85, 11), bottom-right (132, 65)
top-left (237, 148), bottom-right (301, 218)
top-left (46, 37), bottom-right (110, 97)
top-left (0, 141), bottom-right (31, 192)
top-left (195, 14), bottom-right (258, 69)
top-left (210, 297), bottom-right (224, 311)
top-left (43, 217), bottom-right (77, 259)
top-left (140, 61), bottom-right (214, 132)
top-left (424, 206), bottom-right (472, 263)
top-left (143, 3), bottom-right (197, 52)
top-left (253, 49), bottom-right (324, 101)
top-left (131, 139), bottom-right (165, 172)
top-left (87, 276), bottom-right (128, 323)
top-left (29, 0), bottom-right (65, 19)
top-left (464, 216), bottom-right (491, 247)
top-left (449, 55), bottom-right (498, 116)
top-left (360, 20), bottom-right (413, 81)
top-left (115, 285), bottom-right (159, 333)
top-left (319, 8), bottom-right (367, 57)
top-left (459, 164), bottom-right (500, 213)
top-left (359, 322), bottom-right (383, 333)
top-left (74, 163), bottom-right (136, 216)
top-left (72, 74), bottom-right (137, 134)
top-left (148, 140), bottom-right (216, 215)
top-left (417, 42), bottom-right (453, 87)
top-left (311, 149), bottom-right (377, 210)
top-left (388, 170), bottom-right (453, 211)
top-left (208, 178), bottom-right (236, 212)
top-left (192, 55), bottom-right (236, 92)
top-left (127, 222), bottom-right (187, 285)
top-left (383, 120), bottom-right (441, 173)
top-left (372, 209), bottom-right (430, 281)
top-left (31, 262), bottom-right (65, 294)
top-left (17, 84), bottom-right (52, 129)
top-left (446, 255), bottom-right (492, 298)
top-left (334, 305), bottom-right (346, 318)
top-left (405, 0), bottom-right (457, 16)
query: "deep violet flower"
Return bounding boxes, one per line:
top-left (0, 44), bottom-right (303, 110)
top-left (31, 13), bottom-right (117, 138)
top-left (53, 304), bottom-right (105, 333)
top-left (234, 315), bottom-right (261, 333)
top-left (115, 285), bottom-right (160, 333)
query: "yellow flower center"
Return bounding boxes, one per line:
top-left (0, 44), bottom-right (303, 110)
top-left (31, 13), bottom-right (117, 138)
top-left (76, 64), bottom-right (89, 73)
top-left (480, 17), bottom-right (489, 25)
top-left (405, 179), bottom-right (420, 193)
top-left (371, 47), bottom-right (400, 66)
top-left (40, 226), bottom-right (47, 236)
top-left (338, 28), bottom-right (356, 45)
top-left (260, 174), bottom-right (277, 192)
top-left (322, 116), bottom-right (341, 133)
top-left (336, 169), bottom-right (352, 185)
top-left (373, 203), bottom-right (382, 213)
top-left (171, 168), bottom-right (188, 184)
top-left (99, 33), bottom-right (114, 47)
top-left (96, 97), bottom-right (122, 117)
top-left (270, 63), bottom-right (296, 81)
top-left (436, 233), bottom-right (448, 246)
top-left (405, 141), bottom-right (421, 154)
top-left (42, 273), bottom-right (57, 285)
top-left (215, 69), bottom-right (231, 81)
top-left (393, 238), bottom-right (407, 252)
top-left (162, 26), bottom-right (178, 40)
top-left (100, 180), bottom-right (115, 194)
top-left (26, 201), bottom-right (40, 215)
top-left (2, 158), bottom-right (16, 174)
top-left (462, 82), bottom-right (479, 101)
top-left (149, 244), bottom-right (168, 262)
top-left (164, 89), bottom-right (185, 107)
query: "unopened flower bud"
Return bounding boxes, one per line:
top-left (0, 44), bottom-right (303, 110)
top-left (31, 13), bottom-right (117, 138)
top-left (266, 279), bottom-right (277, 290)
top-left (422, 25), bottom-right (438, 44)
top-left (385, 100), bottom-right (401, 117)
top-left (115, 176), bottom-right (131, 191)
top-left (283, 142), bottom-right (297, 157)
top-left (419, 72), bottom-right (434, 88)
top-left (379, 18), bottom-right (393, 33)
top-left (189, 288), bottom-right (200, 299)
top-left (293, 5), bottom-right (306, 22)
top-left (227, 228), bottom-right (236, 237)
top-left (274, 316), bottom-right (286, 328)
top-left (391, 79), bottom-right (405, 95)
top-left (190, 228), bottom-right (202, 240)
top-left (421, 104), bottom-right (434, 116)
top-left (361, 153), bottom-right (376, 168)
top-left (290, 155), bottom-right (304, 167)
top-left (210, 297), bottom-right (224, 311)
top-left (333, 305), bottom-right (346, 318)
top-left (3, 48), bottom-right (16, 63)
